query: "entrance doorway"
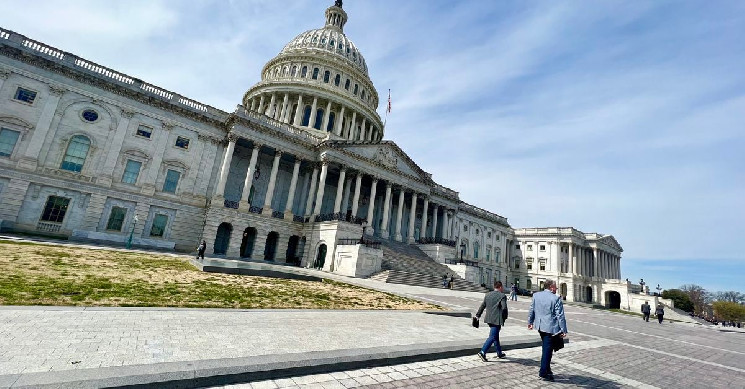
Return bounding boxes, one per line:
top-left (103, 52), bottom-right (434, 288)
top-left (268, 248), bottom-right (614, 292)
top-left (213, 223), bottom-right (232, 255)
top-left (286, 235), bottom-right (301, 265)
top-left (314, 243), bottom-right (327, 269)
top-left (240, 227), bottom-right (257, 258)
top-left (586, 286), bottom-right (593, 303)
top-left (560, 283), bottom-right (568, 299)
top-left (606, 291), bottom-right (621, 309)
top-left (264, 231), bottom-right (279, 261)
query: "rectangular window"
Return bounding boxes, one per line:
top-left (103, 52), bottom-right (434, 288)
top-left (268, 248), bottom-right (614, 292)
top-left (527, 261), bottom-right (533, 270)
top-left (515, 244), bottom-right (520, 249)
top-left (540, 260), bottom-right (546, 271)
top-left (41, 196), bottom-right (70, 223)
top-left (150, 214), bottom-right (168, 237)
top-left (486, 252), bottom-right (490, 262)
top-left (162, 169), bottom-right (180, 193)
top-left (14, 87), bottom-right (37, 104)
top-left (495, 252), bottom-right (501, 263)
top-left (527, 245), bottom-right (533, 251)
top-left (121, 160), bottom-right (142, 184)
top-left (0, 128), bottom-right (21, 157)
top-left (136, 125), bottom-right (152, 138)
top-left (175, 136), bottom-right (190, 149)
top-left (540, 245), bottom-right (546, 251)
top-left (106, 207), bottom-right (127, 231)
top-left (514, 260), bottom-right (520, 269)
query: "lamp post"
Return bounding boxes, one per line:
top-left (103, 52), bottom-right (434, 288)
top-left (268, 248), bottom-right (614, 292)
top-left (656, 284), bottom-right (662, 296)
top-left (639, 278), bottom-right (645, 294)
top-left (126, 215), bottom-right (138, 249)
top-left (360, 221), bottom-right (368, 244)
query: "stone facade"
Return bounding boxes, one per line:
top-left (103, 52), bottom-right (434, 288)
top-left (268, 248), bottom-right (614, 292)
top-left (0, 3), bottom-right (624, 305)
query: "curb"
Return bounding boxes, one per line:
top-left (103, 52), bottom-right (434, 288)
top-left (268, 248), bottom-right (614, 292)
top-left (0, 336), bottom-right (540, 389)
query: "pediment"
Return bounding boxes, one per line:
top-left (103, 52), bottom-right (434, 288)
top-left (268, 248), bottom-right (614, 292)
top-left (601, 235), bottom-right (623, 252)
top-left (333, 141), bottom-right (428, 181)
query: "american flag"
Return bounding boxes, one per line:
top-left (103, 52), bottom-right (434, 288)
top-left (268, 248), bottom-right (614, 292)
top-left (386, 89), bottom-right (391, 113)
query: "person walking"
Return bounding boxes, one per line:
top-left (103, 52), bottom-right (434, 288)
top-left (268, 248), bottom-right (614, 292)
top-left (641, 301), bottom-right (651, 322)
top-left (449, 276), bottom-right (455, 290)
top-left (196, 240), bottom-right (207, 260)
top-left (475, 281), bottom-right (508, 362)
top-left (510, 283), bottom-right (518, 301)
top-left (655, 304), bottom-right (665, 324)
top-left (527, 279), bottom-right (568, 382)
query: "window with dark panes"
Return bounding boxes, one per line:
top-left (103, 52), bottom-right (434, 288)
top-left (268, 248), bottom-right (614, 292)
top-left (121, 160), bottom-right (142, 184)
top-left (136, 125), bottom-right (152, 138)
top-left (14, 87), bottom-right (37, 104)
top-left (0, 128), bottom-right (20, 157)
top-left (162, 169), bottom-right (180, 193)
top-left (106, 207), bottom-right (127, 231)
top-left (40, 196), bottom-right (70, 223)
top-left (175, 136), bottom-right (190, 149)
top-left (60, 135), bottom-right (90, 173)
top-left (150, 214), bottom-right (168, 237)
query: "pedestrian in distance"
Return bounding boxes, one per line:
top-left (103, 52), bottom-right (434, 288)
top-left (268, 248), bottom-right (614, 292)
top-left (196, 240), bottom-right (206, 260)
top-left (655, 304), bottom-right (665, 324)
top-left (448, 276), bottom-right (455, 289)
top-left (510, 283), bottom-right (518, 301)
top-left (442, 274), bottom-right (448, 288)
top-left (528, 279), bottom-right (568, 382)
top-left (641, 301), bottom-right (651, 322)
top-left (475, 280), bottom-right (508, 362)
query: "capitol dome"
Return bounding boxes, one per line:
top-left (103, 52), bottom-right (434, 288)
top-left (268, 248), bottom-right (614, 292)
top-left (242, 0), bottom-right (384, 143)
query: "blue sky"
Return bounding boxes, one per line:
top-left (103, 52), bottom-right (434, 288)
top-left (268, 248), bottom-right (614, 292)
top-left (3, 1), bottom-right (743, 293)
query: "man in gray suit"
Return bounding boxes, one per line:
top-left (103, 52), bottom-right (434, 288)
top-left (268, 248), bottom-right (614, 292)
top-left (528, 279), bottom-right (568, 382)
top-left (475, 280), bottom-right (508, 362)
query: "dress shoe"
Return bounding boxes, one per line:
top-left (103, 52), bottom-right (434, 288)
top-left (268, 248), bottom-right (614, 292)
top-left (540, 375), bottom-right (555, 382)
top-left (477, 352), bottom-right (488, 362)
top-left (497, 352), bottom-right (507, 359)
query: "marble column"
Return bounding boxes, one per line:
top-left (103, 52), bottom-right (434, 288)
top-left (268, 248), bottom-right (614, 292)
top-left (592, 248), bottom-right (598, 277)
top-left (359, 117), bottom-right (367, 141)
top-left (257, 94), bottom-right (265, 113)
top-left (351, 173), bottom-right (362, 219)
top-left (265, 93), bottom-right (276, 116)
top-left (407, 192), bottom-right (418, 243)
top-left (366, 177), bottom-right (378, 234)
top-left (341, 175), bottom-right (352, 214)
top-left (380, 182), bottom-right (392, 238)
top-left (569, 243), bottom-right (575, 275)
top-left (420, 197), bottom-right (429, 239)
top-left (334, 106), bottom-right (345, 136)
top-left (293, 94), bottom-right (304, 126)
top-left (431, 204), bottom-right (439, 239)
top-left (214, 132), bottom-right (237, 198)
top-left (240, 143), bottom-right (261, 209)
top-left (348, 111), bottom-right (357, 140)
top-left (321, 101), bottom-right (332, 131)
top-left (333, 166), bottom-right (347, 214)
top-left (394, 188), bottom-right (405, 242)
top-left (304, 164), bottom-right (319, 217)
top-left (261, 150), bottom-right (283, 215)
top-left (312, 161), bottom-right (328, 216)
top-left (284, 159), bottom-right (301, 217)
top-left (309, 97), bottom-right (319, 128)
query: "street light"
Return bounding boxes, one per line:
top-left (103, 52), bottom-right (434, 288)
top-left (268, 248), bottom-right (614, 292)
top-left (656, 284), bottom-right (662, 296)
top-left (640, 278), bottom-right (645, 294)
top-left (126, 215), bottom-right (138, 249)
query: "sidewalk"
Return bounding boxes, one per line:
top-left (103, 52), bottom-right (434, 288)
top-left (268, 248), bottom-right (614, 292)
top-left (0, 235), bottom-right (540, 388)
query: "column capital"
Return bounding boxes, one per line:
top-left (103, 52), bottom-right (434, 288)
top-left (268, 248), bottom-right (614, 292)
top-left (49, 85), bottom-right (66, 96)
top-left (0, 70), bottom-right (10, 79)
top-left (273, 149), bottom-right (284, 158)
top-left (162, 122), bottom-right (175, 132)
top-left (121, 109), bottom-right (135, 119)
top-left (252, 142), bottom-right (263, 150)
top-left (370, 176), bottom-right (379, 183)
top-left (227, 132), bottom-right (239, 143)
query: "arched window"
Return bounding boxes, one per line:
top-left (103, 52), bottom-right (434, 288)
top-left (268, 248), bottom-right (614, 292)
top-left (301, 105), bottom-right (312, 126)
top-left (334, 74), bottom-right (341, 86)
top-left (313, 108), bottom-right (324, 130)
top-left (353, 84), bottom-right (358, 95)
top-left (344, 79), bottom-right (350, 90)
top-left (323, 70), bottom-right (330, 83)
top-left (301, 66), bottom-right (308, 78)
top-left (291, 66), bottom-right (297, 77)
top-left (361, 90), bottom-right (366, 100)
top-left (312, 68), bottom-right (319, 80)
top-left (326, 112), bottom-right (335, 132)
top-left (329, 39), bottom-right (335, 48)
top-left (273, 68), bottom-right (279, 77)
top-left (60, 135), bottom-right (90, 173)
top-left (282, 66), bottom-right (288, 76)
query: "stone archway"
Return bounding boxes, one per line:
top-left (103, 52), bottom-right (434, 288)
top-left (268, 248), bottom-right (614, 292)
top-left (560, 283), bottom-right (568, 299)
top-left (213, 223), bottom-right (232, 255)
top-left (586, 286), bottom-right (593, 303)
top-left (606, 291), bottom-right (621, 309)
top-left (264, 231), bottom-right (279, 261)
top-left (240, 227), bottom-right (257, 258)
top-left (314, 243), bottom-right (327, 270)
top-left (286, 235), bottom-right (301, 265)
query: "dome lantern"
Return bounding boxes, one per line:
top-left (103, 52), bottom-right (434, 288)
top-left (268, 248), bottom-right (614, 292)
top-left (325, 1), bottom-right (348, 32)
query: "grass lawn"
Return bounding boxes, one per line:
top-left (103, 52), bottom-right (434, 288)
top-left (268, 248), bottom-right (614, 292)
top-left (0, 240), bottom-right (442, 310)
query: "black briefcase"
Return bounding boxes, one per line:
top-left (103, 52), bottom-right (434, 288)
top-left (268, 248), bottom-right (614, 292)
top-left (551, 334), bottom-right (565, 351)
top-left (472, 317), bottom-right (480, 328)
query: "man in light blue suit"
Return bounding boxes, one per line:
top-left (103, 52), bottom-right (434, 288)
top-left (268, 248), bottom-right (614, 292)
top-left (527, 279), bottom-right (568, 382)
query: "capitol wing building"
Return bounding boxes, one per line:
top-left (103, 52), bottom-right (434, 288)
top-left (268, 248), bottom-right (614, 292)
top-left (0, 2), bottom-right (630, 308)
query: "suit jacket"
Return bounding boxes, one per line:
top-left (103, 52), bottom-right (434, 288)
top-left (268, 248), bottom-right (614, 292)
top-left (476, 290), bottom-right (507, 326)
top-left (528, 289), bottom-right (568, 335)
top-left (641, 303), bottom-right (651, 314)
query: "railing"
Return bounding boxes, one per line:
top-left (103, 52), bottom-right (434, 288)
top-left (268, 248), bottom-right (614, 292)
top-left (224, 199), bottom-right (239, 209)
top-left (140, 83), bottom-right (173, 99)
top-left (338, 238), bottom-right (381, 249)
top-left (249, 205), bottom-right (263, 214)
top-left (445, 258), bottom-right (480, 267)
top-left (36, 221), bottom-right (61, 233)
top-left (418, 237), bottom-right (456, 247)
top-left (293, 215), bottom-right (305, 223)
top-left (0, 29), bottom-right (11, 40)
top-left (74, 58), bottom-right (135, 85)
top-left (272, 210), bottom-right (284, 219)
top-left (22, 38), bottom-right (65, 60)
top-left (243, 109), bottom-right (326, 142)
top-left (314, 213), bottom-right (366, 225)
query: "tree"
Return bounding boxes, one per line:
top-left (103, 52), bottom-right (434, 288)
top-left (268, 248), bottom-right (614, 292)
top-left (712, 301), bottom-right (745, 322)
top-left (715, 291), bottom-right (745, 304)
top-left (662, 289), bottom-right (694, 312)
top-left (680, 284), bottom-right (710, 315)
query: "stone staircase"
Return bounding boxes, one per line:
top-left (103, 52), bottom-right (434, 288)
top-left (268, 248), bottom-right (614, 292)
top-left (368, 239), bottom-right (487, 293)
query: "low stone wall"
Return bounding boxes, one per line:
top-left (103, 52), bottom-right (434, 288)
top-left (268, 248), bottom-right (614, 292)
top-left (71, 229), bottom-right (176, 250)
top-left (418, 244), bottom-right (455, 263)
top-left (333, 244), bottom-right (383, 278)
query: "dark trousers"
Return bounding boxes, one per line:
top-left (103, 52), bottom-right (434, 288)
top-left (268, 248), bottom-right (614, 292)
top-left (197, 249), bottom-right (205, 259)
top-left (643, 313), bottom-right (650, 322)
top-left (657, 314), bottom-right (664, 324)
top-left (539, 331), bottom-right (554, 377)
top-left (480, 324), bottom-right (502, 354)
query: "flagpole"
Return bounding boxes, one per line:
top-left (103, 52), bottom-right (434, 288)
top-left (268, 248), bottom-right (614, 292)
top-left (384, 89), bottom-right (391, 127)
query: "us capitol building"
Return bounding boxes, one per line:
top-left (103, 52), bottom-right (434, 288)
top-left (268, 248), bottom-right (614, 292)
top-left (0, 2), bottom-right (630, 307)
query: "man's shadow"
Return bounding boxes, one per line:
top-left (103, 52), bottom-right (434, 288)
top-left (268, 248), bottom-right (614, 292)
top-left (485, 356), bottom-right (624, 388)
